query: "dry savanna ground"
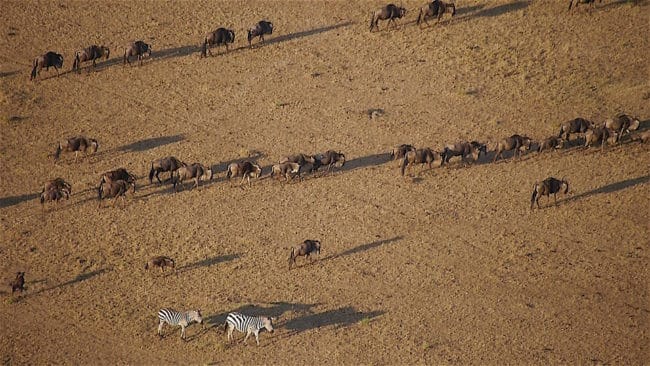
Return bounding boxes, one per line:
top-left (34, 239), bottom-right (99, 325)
top-left (1, 0), bottom-right (649, 364)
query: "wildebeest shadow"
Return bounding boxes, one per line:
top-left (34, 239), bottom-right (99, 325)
top-left (560, 175), bottom-right (650, 205)
top-left (176, 254), bottom-right (240, 274)
top-left (340, 153), bottom-right (392, 172)
top-left (0, 193), bottom-right (39, 209)
top-left (151, 45), bottom-right (200, 62)
top-left (0, 70), bottom-right (19, 78)
top-left (321, 236), bottom-right (403, 263)
top-left (118, 134), bottom-right (185, 152)
top-left (283, 306), bottom-right (384, 335)
top-left (15, 268), bottom-right (110, 302)
top-left (247, 21), bottom-right (354, 50)
top-left (470, 0), bottom-right (530, 18)
top-left (637, 119), bottom-right (650, 132)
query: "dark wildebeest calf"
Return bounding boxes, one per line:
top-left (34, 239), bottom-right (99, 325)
top-left (558, 117), bottom-right (594, 142)
top-left (124, 41), bottom-right (152, 66)
top-left (289, 240), bottom-right (321, 269)
top-left (417, 0), bottom-right (456, 27)
top-left (313, 150), bottom-right (346, 173)
top-left (493, 134), bottom-right (532, 163)
top-left (54, 136), bottom-right (99, 162)
top-left (226, 161), bottom-right (262, 187)
top-left (72, 45), bottom-right (110, 72)
top-left (569, 0), bottom-right (602, 10)
top-left (98, 179), bottom-right (133, 207)
top-left (173, 163), bottom-right (213, 191)
top-left (401, 148), bottom-right (438, 176)
top-left (531, 177), bottom-right (569, 210)
top-left (201, 28), bottom-right (235, 57)
top-left (370, 3), bottom-right (407, 32)
top-left (149, 157), bottom-right (186, 184)
top-left (30, 51), bottom-right (64, 80)
top-left (441, 141), bottom-right (486, 166)
top-left (145, 256), bottom-right (176, 273)
top-left (247, 21), bottom-right (273, 48)
top-left (10, 272), bottom-right (26, 294)
top-left (100, 168), bottom-right (136, 193)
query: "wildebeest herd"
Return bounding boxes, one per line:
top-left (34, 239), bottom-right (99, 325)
top-left (14, 0), bottom-right (648, 350)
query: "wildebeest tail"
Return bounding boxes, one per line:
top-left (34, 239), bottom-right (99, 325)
top-left (369, 12), bottom-right (375, 31)
top-left (97, 184), bottom-right (103, 201)
top-left (288, 247), bottom-right (295, 269)
top-left (417, 8), bottom-right (424, 25)
top-left (148, 163), bottom-right (155, 183)
top-left (200, 39), bottom-right (208, 58)
top-left (72, 53), bottom-right (80, 71)
top-left (530, 183), bottom-right (538, 209)
top-left (54, 144), bottom-right (62, 160)
top-left (400, 156), bottom-right (408, 176)
top-left (30, 58), bottom-right (38, 80)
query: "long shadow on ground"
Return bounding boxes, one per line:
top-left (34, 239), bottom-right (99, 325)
top-left (559, 175), bottom-right (650, 205)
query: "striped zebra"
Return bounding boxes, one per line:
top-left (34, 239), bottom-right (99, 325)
top-left (224, 312), bottom-right (275, 345)
top-left (157, 308), bottom-right (203, 340)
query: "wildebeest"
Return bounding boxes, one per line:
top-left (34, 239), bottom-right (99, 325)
top-left (279, 154), bottom-right (317, 173)
top-left (173, 163), bottom-right (213, 191)
top-left (201, 28), bottom-right (235, 57)
top-left (54, 136), bottom-right (99, 162)
top-left (531, 177), bottom-right (569, 210)
top-left (493, 135), bottom-right (532, 163)
top-left (289, 239), bottom-right (321, 269)
top-left (145, 256), bottom-right (176, 273)
top-left (441, 141), bottom-right (486, 166)
top-left (271, 162), bottom-right (301, 182)
top-left (42, 178), bottom-right (72, 198)
top-left (40, 186), bottom-right (67, 208)
top-left (584, 127), bottom-right (617, 149)
top-left (123, 40), bottom-right (152, 66)
top-left (370, 4), bottom-right (407, 32)
top-left (247, 21), bottom-right (273, 48)
top-left (100, 168), bottom-right (136, 193)
top-left (98, 179), bottom-right (133, 207)
top-left (226, 161), bottom-right (262, 187)
top-left (30, 51), bottom-right (64, 80)
top-left (569, 0), bottom-right (602, 10)
top-left (417, 0), bottom-right (456, 27)
top-left (390, 144), bottom-right (416, 161)
top-left (604, 113), bottom-right (641, 141)
top-left (149, 157), bottom-right (186, 184)
top-left (558, 117), bottom-right (594, 142)
top-left (313, 150), bottom-right (346, 172)
top-left (537, 136), bottom-right (564, 153)
top-left (10, 272), bottom-right (26, 294)
top-left (72, 45), bottom-right (110, 71)
top-left (401, 148), bottom-right (438, 176)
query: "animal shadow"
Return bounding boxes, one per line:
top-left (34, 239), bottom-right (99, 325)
top-left (176, 254), bottom-right (240, 274)
top-left (283, 306), bottom-right (384, 335)
top-left (560, 175), bottom-right (650, 205)
top-left (0, 193), bottom-right (39, 209)
top-left (118, 134), bottom-right (185, 152)
top-left (322, 236), bottom-right (403, 263)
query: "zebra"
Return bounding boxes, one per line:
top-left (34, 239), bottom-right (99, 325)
top-left (157, 308), bottom-right (203, 340)
top-left (224, 312), bottom-right (275, 345)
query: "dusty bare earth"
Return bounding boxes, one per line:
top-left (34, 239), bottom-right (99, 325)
top-left (1, 0), bottom-right (649, 364)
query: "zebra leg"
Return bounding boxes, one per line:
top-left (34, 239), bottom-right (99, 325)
top-left (158, 321), bottom-right (164, 337)
top-left (255, 330), bottom-right (260, 346)
top-left (181, 325), bottom-right (186, 340)
top-left (243, 329), bottom-right (251, 344)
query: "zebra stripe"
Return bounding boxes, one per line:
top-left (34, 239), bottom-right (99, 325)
top-left (225, 312), bottom-right (274, 346)
top-left (157, 308), bottom-right (202, 340)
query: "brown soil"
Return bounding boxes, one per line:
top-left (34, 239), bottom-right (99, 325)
top-left (1, 0), bottom-right (648, 364)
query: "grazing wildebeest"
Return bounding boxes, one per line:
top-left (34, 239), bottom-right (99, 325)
top-left (313, 150), bottom-right (346, 172)
top-left (279, 154), bottom-right (317, 173)
top-left (370, 3), bottom-right (407, 32)
top-left (569, 0), bottom-right (602, 10)
top-left (390, 144), bottom-right (416, 161)
top-left (289, 239), bottom-right (321, 269)
top-left (201, 28), bottom-right (235, 57)
top-left (123, 40), bottom-right (152, 66)
top-left (72, 45), bottom-right (110, 71)
top-left (493, 135), bottom-right (532, 163)
top-left (584, 127), bottom-right (617, 150)
top-left (98, 179), bottom-right (132, 207)
top-left (226, 161), bottom-right (262, 187)
top-left (537, 136), bottom-right (564, 153)
top-left (30, 51), bottom-right (64, 80)
top-left (173, 163), bottom-right (213, 191)
top-left (401, 148), bottom-right (438, 176)
top-left (145, 256), bottom-right (176, 273)
top-left (149, 157), bottom-right (186, 184)
top-left (271, 162), bottom-right (301, 182)
top-left (42, 178), bottom-right (72, 198)
top-left (100, 168), bottom-right (136, 193)
top-left (40, 186), bottom-right (67, 207)
top-left (441, 141), bottom-right (486, 166)
top-left (531, 177), bottom-right (569, 210)
top-left (247, 21), bottom-right (273, 48)
top-left (10, 272), bottom-right (26, 294)
top-left (604, 113), bottom-right (641, 141)
top-left (417, 0), bottom-right (456, 27)
top-left (54, 136), bottom-right (99, 162)
top-left (558, 117), bottom-right (594, 142)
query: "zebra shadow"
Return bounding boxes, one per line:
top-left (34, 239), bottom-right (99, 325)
top-left (282, 306), bottom-right (384, 335)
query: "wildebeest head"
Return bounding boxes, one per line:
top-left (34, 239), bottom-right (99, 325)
top-left (101, 45), bottom-right (110, 59)
top-left (227, 30), bottom-right (235, 43)
top-left (53, 54), bottom-right (64, 68)
top-left (560, 177), bottom-right (569, 194)
top-left (89, 139), bottom-right (100, 153)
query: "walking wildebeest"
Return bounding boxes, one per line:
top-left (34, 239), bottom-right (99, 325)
top-left (98, 179), bottom-right (133, 207)
top-left (99, 168), bottom-right (136, 193)
top-left (390, 144), bottom-right (416, 161)
top-left (569, 0), bottom-right (602, 10)
top-left (247, 21), bottom-right (273, 48)
top-left (201, 28), bottom-right (235, 57)
top-left (173, 163), bottom-right (213, 191)
top-left (370, 3), bottom-right (407, 32)
top-left (42, 178), bottom-right (72, 198)
top-left (417, 0), bottom-right (456, 27)
top-left (604, 113), bottom-right (641, 141)
top-left (493, 135), bottom-right (532, 163)
top-left (54, 136), bottom-right (99, 162)
top-left (123, 40), bottom-right (152, 66)
top-left (10, 272), bottom-right (26, 294)
top-left (226, 161), bottom-right (262, 187)
top-left (271, 162), bottom-right (301, 182)
top-left (584, 127), bottom-right (617, 150)
top-left (30, 51), bottom-right (64, 80)
top-left (313, 150), bottom-right (346, 172)
top-left (531, 177), bottom-right (569, 210)
top-left (279, 154), bottom-right (317, 172)
top-left (558, 117), bottom-right (594, 142)
top-left (40, 186), bottom-right (67, 207)
top-left (149, 157), bottom-right (186, 184)
top-left (401, 148), bottom-right (438, 176)
top-left (145, 256), bottom-right (176, 273)
top-left (441, 141), bottom-right (486, 166)
top-left (289, 240), bottom-right (321, 269)
top-left (537, 136), bottom-right (564, 153)
top-left (72, 45), bottom-right (110, 71)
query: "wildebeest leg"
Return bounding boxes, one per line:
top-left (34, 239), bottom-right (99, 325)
top-left (193, 177), bottom-right (199, 189)
top-left (74, 151), bottom-right (79, 162)
top-left (553, 193), bottom-right (557, 206)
